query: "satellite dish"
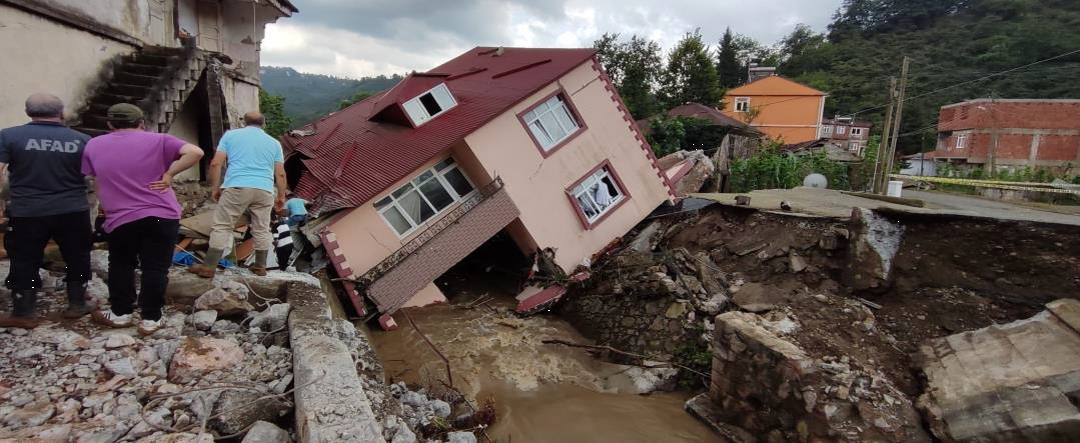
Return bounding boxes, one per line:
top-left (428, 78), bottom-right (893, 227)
top-left (803, 173), bottom-right (828, 189)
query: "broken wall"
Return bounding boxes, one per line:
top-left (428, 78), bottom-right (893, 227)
top-left (709, 311), bottom-right (930, 442)
top-left (0, 5), bottom-right (135, 127)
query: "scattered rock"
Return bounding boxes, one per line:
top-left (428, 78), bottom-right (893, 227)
top-left (789, 253), bottom-right (808, 273)
top-left (2, 399), bottom-right (55, 429)
top-left (105, 333), bottom-right (137, 348)
top-left (390, 425), bottom-right (417, 443)
top-left (210, 319), bottom-right (241, 334)
top-left (169, 337), bottom-right (244, 383)
top-left (105, 357), bottom-right (138, 377)
top-left (447, 431), bottom-right (478, 443)
top-left (209, 389), bottom-right (290, 436)
top-left (430, 399), bottom-right (452, 418)
top-left (250, 303), bottom-right (291, 332)
top-left (240, 420), bottom-right (291, 443)
top-left (731, 283), bottom-right (781, 313)
top-left (194, 287), bottom-right (254, 316)
top-left (191, 310), bottom-right (218, 331)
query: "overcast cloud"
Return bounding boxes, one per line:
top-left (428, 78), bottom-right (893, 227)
top-left (262, 0), bottom-right (844, 79)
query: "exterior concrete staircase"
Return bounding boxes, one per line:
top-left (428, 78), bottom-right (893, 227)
top-left (74, 42), bottom-right (206, 137)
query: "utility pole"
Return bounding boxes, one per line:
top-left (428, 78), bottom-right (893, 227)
top-left (872, 77), bottom-right (897, 194)
top-left (986, 91), bottom-right (998, 176)
top-left (883, 56), bottom-right (910, 193)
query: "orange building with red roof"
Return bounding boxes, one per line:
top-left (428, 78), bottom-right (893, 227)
top-left (720, 75), bottom-right (827, 144)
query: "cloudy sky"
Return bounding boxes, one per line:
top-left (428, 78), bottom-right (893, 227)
top-left (262, 0), bottom-right (844, 79)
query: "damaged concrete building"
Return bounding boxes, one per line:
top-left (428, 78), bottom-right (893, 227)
top-left (0, 0), bottom-right (297, 180)
top-left (283, 47), bottom-right (676, 329)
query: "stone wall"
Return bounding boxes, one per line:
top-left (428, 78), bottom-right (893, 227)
top-left (561, 291), bottom-right (693, 360)
top-left (707, 311), bottom-right (929, 442)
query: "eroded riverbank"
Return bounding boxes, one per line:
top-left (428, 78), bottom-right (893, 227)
top-left (366, 293), bottom-right (721, 443)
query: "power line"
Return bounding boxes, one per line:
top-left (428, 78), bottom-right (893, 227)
top-left (840, 47), bottom-right (1080, 119)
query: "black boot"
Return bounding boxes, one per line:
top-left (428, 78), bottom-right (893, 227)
top-left (0, 290), bottom-right (40, 329)
top-left (12, 289), bottom-right (36, 317)
top-left (63, 282), bottom-right (92, 319)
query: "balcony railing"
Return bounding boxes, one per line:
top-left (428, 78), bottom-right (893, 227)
top-left (356, 177), bottom-right (505, 288)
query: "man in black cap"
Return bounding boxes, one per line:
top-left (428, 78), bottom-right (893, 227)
top-left (0, 93), bottom-right (94, 327)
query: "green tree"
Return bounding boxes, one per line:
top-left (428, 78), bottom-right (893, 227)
top-left (593, 33), bottom-right (664, 118)
top-left (258, 88), bottom-right (291, 139)
top-left (717, 28), bottom-right (742, 88)
top-left (659, 30), bottom-right (724, 109)
top-left (339, 91), bottom-right (373, 110)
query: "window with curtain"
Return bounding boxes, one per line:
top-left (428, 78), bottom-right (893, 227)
top-left (570, 166), bottom-right (624, 224)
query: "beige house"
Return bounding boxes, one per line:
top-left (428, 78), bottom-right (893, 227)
top-left (0, 0), bottom-right (296, 178)
top-left (284, 47), bottom-right (675, 329)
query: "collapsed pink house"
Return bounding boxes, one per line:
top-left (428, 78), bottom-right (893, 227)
top-left (283, 47), bottom-right (675, 329)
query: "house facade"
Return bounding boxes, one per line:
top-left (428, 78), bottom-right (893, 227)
top-left (0, 0), bottom-right (296, 179)
top-left (932, 99), bottom-right (1080, 174)
top-left (821, 116), bottom-right (872, 156)
top-left (721, 75), bottom-right (826, 144)
top-left (284, 47), bottom-right (675, 329)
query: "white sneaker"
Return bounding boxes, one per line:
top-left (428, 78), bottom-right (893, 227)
top-left (91, 310), bottom-right (133, 328)
top-left (137, 319), bottom-right (162, 336)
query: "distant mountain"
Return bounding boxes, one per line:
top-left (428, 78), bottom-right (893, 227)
top-left (259, 66), bottom-right (403, 127)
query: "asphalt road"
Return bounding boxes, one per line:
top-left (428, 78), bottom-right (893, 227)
top-left (905, 190), bottom-right (1080, 226)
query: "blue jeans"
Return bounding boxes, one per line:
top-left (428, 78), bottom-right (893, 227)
top-left (287, 214), bottom-right (307, 227)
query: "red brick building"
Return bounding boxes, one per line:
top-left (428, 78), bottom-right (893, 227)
top-left (820, 116), bottom-right (872, 156)
top-left (932, 99), bottom-right (1080, 174)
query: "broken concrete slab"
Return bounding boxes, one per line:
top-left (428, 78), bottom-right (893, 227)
top-left (843, 208), bottom-right (904, 292)
top-left (288, 281), bottom-right (383, 442)
top-left (730, 282), bottom-right (781, 313)
top-left (917, 299), bottom-right (1080, 442)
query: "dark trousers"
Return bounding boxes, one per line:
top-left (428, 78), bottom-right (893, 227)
top-left (275, 243), bottom-right (293, 270)
top-left (10, 211), bottom-right (92, 292)
top-left (107, 217), bottom-right (178, 321)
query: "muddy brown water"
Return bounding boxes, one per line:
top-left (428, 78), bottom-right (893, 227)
top-left (367, 294), bottom-right (722, 443)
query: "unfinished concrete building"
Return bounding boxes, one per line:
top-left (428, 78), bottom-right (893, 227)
top-left (0, 0), bottom-right (297, 179)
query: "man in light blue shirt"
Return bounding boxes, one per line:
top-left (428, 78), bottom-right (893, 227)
top-left (189, 112), bottom-right (286, 278)
top-left (284, 195), bottom-right (308, 227)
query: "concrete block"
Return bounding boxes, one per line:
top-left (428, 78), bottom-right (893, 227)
top-left (918, 302), bottom-right (1080, 442)
top-left (288, 282), bottom-right (383, 443)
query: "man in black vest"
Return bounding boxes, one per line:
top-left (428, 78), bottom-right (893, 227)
top-left (0, 93), bottom-right (94, 327)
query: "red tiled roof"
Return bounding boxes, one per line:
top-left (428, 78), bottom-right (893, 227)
top-left (668, 103), bottom-right (763, 135)
top-left (284, 47), bottom-right (598, 214)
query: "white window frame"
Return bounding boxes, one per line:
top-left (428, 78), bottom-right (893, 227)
top-left (850, 127), bottom-right (864, 137)
top-left (374, 157), bottom-right (475, 238)
top-left (956, 133), bottom-right (967, 149)
top-left (849, 142), bottom-right (862, 152)
top-left (571, 166), bottom-right (625, 225)
top-left (836, 126), bottom-right (846, 135)
top-left (523, 94), bottom-right (581, 152)
top-left (822, 125), bottom-right (833, 135)
top-left (734, 97), bottom-right (751, 113)
top-left (403, 83), bottom-right (457, 127)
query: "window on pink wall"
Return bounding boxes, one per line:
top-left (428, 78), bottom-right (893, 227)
top-left (566, 161), bottom-right (631, 229)
top-left (517, 89), bottom-right (587, 157)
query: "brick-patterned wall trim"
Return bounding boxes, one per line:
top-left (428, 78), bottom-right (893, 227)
top-left (590, 58), bottom-right (679, 201)
top-left (368, 188), bottom-right (521, 314)
top-left (320, 230), bottom-right (367, 316)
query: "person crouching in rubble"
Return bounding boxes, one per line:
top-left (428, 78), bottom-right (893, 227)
top-left (0, 93), bottom-right (95, 328)
top-left (189, 112), bottom-right (286, 279)
top-left (82, 103), bottom-right (204, 335)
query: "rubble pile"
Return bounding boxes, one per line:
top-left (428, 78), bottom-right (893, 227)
top-left (0, 261), bottom-right (298, 442)
top-left (564, 202), bottom-right (1077, 440)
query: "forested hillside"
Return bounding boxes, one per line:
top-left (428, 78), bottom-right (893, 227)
top-left (596, 0), bottom-right (1080, 154)
top-left (259, 66), bottom-right (402, 127)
